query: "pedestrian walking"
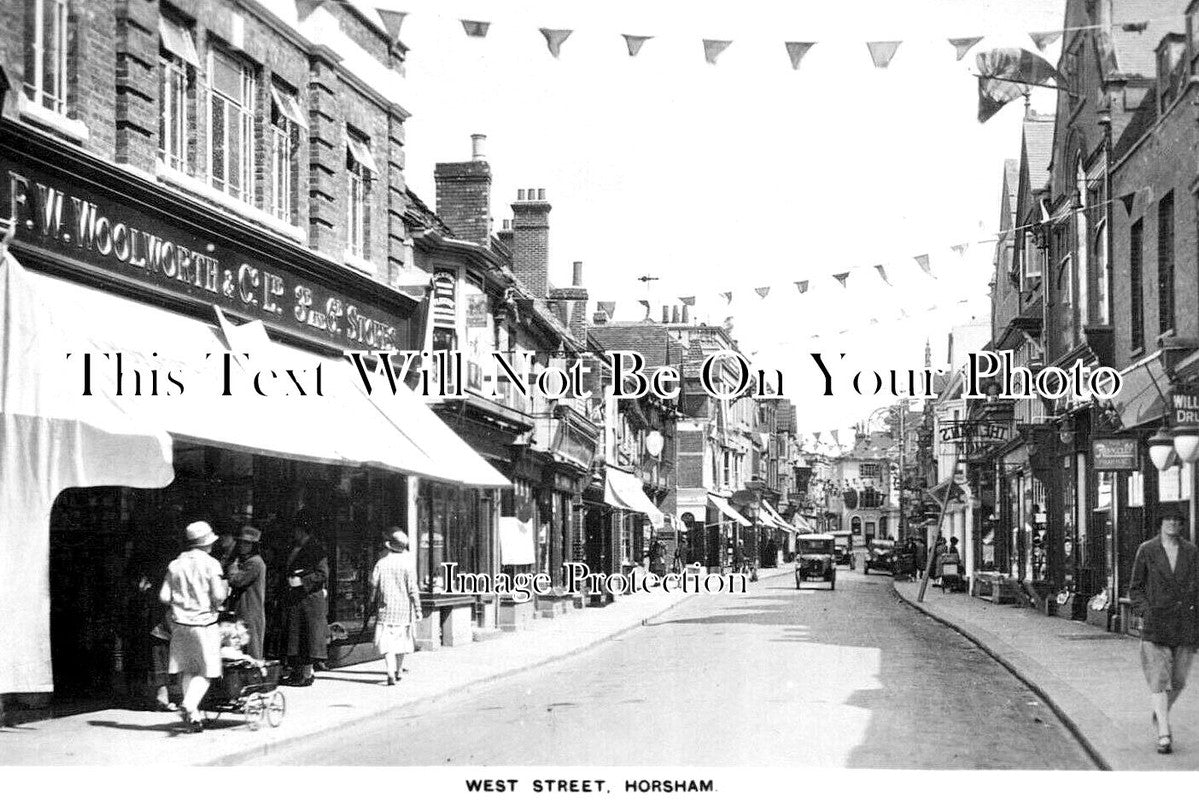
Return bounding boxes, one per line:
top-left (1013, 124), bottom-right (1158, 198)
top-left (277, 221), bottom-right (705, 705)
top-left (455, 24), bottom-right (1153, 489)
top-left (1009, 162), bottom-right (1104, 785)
top-left (224, 526), bottom-right (267, 660)
top-left (282, 513), bottom-right (329, 687)
top-left (369, 527), bottom-right (422, 685)
top-left (1129, 514), bottom-right (1199, 755)
top-left (914, 536), bottom-right (928, 580)
top-left (932, 536), bottom-right (947, 585)
top-left (158, 521), bottom-right (228, 733)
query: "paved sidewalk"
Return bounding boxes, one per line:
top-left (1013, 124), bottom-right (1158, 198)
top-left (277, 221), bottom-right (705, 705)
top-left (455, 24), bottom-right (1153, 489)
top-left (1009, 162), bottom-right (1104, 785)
top-left (0, 568), bottom-right (788, 766)
top-left (893, 578), bottom-right (1199, 770)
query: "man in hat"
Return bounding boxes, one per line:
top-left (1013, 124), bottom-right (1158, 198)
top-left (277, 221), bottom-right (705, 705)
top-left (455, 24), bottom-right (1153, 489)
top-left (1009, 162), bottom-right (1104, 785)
top-left (282, 513), bottom-right (329, 687)
top-left (224, 526), bottom-right (267, 660)
top-left (369, 527), bottom-right (422, 685)
top-left (1130, 513), bottom-right (1199, 754)
top-left (159, 521), bottom-right (228, 733)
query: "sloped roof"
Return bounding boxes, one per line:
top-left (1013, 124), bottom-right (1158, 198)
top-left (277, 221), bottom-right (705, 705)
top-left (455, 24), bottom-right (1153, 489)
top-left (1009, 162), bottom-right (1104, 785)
top-left (589, 322), bottom-right (689, 370)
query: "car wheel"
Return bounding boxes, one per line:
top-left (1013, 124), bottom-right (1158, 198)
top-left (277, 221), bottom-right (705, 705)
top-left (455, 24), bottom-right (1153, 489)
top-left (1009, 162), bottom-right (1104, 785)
top-left (864, 566), bottom-right (869, 574)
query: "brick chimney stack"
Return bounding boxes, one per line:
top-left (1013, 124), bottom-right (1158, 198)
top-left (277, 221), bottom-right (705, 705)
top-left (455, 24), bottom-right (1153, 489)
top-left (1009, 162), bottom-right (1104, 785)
top-left (549, 260), bottom-right (588, 343)
top-left (512, 188), bottom-right (551, 297)
top-left (433, 135), bottom-right (492, 246)
top-left (496, 218), bottom-right (514, 251)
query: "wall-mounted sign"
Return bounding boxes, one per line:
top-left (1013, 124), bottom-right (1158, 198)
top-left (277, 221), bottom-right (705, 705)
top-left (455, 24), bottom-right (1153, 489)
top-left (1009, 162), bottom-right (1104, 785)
top-left (431, 268), bottom-right (457, 328)
top-left (3, 158), bottom-right (408, 350)
top-left (1172, 384), bottom-right (1199, 426)
top-left (1092, 438), bottom-right (1139, 472)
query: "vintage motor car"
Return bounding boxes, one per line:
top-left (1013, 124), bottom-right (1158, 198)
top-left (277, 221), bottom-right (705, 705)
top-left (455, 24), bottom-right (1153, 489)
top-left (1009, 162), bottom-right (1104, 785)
top-left (830, 530), bottom-right (853, 567)
top-left (863, 539), bottom-right (896, 574)
top-left (795, 534), bottom-right (836, 590)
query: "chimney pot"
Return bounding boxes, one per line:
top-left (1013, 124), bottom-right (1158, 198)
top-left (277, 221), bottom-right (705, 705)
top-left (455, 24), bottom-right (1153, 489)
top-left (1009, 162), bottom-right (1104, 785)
top-left (662, 305), bottom-right (670, 324)
top-left (502, 219), bottom-right (511, 230)
top-left (682, 305), bottom-right (690, 323)
top-left (572, 261), bottom-right (583, 287)
top-left (470, 133), bottom-right (487, 161)
top-left (537, 188), bottom-right (546, 201)
top-left (671, 306), bottom-right (680, 324)
top-left (517, 189), bottom-right (526, 201)
top-left (527, 187), bottom-right (536, 200)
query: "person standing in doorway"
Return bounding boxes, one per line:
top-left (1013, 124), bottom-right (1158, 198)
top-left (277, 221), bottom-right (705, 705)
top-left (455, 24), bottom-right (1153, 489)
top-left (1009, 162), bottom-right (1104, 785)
top-left (159, 521), bottom-right (228, 733)
top-left (1129, 514), bottom-right (1199, 754)
top-left (282, 514), bottom-right (329, 687)
top-left (369, 527), bottom-right (422, 685)
top-left (224, 526), bottom-right (267, 660)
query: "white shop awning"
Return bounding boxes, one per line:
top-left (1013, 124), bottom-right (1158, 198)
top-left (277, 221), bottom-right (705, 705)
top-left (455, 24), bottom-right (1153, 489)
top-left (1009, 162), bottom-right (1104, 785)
top-left (761, 498), bottom-right (796, 533)
top-left (708, 493), bottom-right (751, 526)
top-left (604, 467), bottom-right (665, 528)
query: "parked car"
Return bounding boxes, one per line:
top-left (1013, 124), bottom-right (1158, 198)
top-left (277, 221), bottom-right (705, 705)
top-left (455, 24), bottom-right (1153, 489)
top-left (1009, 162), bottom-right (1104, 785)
top-left (863, 540), bottom-right (896, 574)
top-left (831, 531), bottom-right (853, 567)
top-left (795, 534), bottom-right (836, 590)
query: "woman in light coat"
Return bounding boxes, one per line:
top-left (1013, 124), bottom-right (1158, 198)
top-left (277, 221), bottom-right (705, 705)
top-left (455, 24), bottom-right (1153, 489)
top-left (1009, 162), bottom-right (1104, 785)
top-left (369, 527), bottom-right (422, 685)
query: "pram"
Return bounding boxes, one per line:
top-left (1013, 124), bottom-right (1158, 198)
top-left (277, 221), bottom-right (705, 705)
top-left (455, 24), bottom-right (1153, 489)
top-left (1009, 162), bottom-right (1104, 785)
top-left (198, 617), bottom-right (286, 730)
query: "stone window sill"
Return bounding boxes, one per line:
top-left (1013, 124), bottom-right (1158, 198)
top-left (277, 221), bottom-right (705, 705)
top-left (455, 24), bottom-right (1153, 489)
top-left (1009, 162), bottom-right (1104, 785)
top-left (155, 161), bottom-right (306, 245)
top-left (18, 95), bottom-right (89, 143)
top-left (343, 250), bottom-right (377, 276)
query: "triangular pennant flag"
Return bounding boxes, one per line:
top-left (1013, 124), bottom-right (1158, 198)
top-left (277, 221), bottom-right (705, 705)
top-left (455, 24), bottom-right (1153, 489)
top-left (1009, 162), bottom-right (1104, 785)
top-left (813, 432), bottom-right (822, 442)
top-left (623, 34), bottom-right (652, 57)
top-left (376, 9), bottom-right (408, 45)
top-left (678, 296), bottom-right (695, 306)
top-left (830, 430), bottom-right (841, 446)
top-left (948, 36), bottom-right (983, 61)
top-left (784, 41), bottom-right (816, 70)
top-left (795, 280), bottom-right (809, 294)
top-left (539, 28), bottom-right (573, 58)
top-left (720, 291), bottom-right (733, 303)
top-left (755, 286), bottom-right (771, 299)
top-left (914, 254), bottom-right (931, 274)
top-left (703, 39), bottom-right (732, 65)
top-left (951, 243), bottom-right (970, 256)
top-left (1028, 30), bottom-right (1062, 51)
top-left (461, 19), bottom-right (490, 37)
top-left (874, 264), bottom-right (889, 285)
top-left (833, 272), bottom-right (849, 287)
top-left (597, 301), bottom-right (617, 317)
top-left (866, 41), bottom-right (902, 68)
top-left (869, 317), bottom-right (879, 324)
top-left (1120, 191), bottom-right (1136, 216)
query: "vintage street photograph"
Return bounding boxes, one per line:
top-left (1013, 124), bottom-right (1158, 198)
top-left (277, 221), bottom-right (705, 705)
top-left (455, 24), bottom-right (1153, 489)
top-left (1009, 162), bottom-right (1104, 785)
top-left (2, 0), bottom-right (1198, 791)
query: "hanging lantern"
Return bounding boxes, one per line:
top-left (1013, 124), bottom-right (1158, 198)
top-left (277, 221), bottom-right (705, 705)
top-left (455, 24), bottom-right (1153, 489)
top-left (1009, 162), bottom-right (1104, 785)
top-left (1149, 426), bottom-right (1178, 472)
top-left (1173, 423), bottom-right (1199, 464)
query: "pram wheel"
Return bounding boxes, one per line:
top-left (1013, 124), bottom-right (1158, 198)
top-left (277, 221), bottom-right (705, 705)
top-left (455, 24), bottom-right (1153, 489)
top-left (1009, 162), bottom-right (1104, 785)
top-left (244, 695), bottom-right (265, 730)
top-left (266, 690), bottom-right (286, 727)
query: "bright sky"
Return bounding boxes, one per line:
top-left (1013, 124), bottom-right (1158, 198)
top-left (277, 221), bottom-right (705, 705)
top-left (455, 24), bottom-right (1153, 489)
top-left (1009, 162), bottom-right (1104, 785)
top-left (387, 0), bottom-right (1066, 437)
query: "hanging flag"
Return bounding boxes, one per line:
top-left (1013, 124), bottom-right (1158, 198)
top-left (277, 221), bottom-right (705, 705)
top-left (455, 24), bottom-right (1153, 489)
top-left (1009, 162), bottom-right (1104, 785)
top-left (720, 291), bottom-right (733, 303)
top-left (539, 28), bottom-right (573, 58)
top-left (1028, 30), bottom-right (1062, 51)
top-left (638, 299), bottom-right (651, 316)
top-left (703, 39), bottom-right (732, 64)
top-left (755, 286), bottom-right (771, 299)
top-left (948, 36), bottom-right (983, 61)
top-left (678, 296), bottom-right (696, 306)
top-left (795, 280), bottom-right (809, 294)
top-left (1120, 191), bottom-right (1136, 215)
top-left (597, 301), bottom-right (617, 318)
top-left (951, 243), bottom-right (970, 256)
top-left (375, 9), bottom-right (408, 45)
top-left (461, 19), bottom-right (490, 37)
top-left (830, 430), bottom-right (841, 446)
top-left (623, 34), bottom-right (652, 57)
top-left (867, 41), bottom-right (902, 68)
top-left (784, 41), bottom-right (816, 70)
top-left (833, 272), bottom-right (849, 287)
top-left (976, 48), bottom-right (1064, 122)
top-left (914, 254), bottom-right (931, 274)
top-left (813, 432), bottom-right (822, 442)
top-left (874, 264), bottom-right (889, 285)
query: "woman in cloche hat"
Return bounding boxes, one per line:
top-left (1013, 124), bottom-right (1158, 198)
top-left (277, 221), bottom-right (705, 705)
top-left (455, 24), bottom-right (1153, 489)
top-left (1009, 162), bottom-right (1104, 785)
top-left (224, 526), bottom-right (267, 660)
top-left (369, 527), bottom-right (422, 685)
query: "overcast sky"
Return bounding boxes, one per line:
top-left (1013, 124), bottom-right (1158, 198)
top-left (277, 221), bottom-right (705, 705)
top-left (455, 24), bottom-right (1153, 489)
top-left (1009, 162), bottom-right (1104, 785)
top-left (388, 0), bottom-right (1066, 437)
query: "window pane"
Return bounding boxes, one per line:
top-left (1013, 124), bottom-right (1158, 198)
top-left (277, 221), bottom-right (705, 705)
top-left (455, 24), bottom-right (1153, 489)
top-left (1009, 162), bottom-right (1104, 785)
top-left (42, 0), bottom-right (59, 108)
top-left (227, 104), bottom-right (241, 195)
top-left (211, 98), bottom-right (226, 187)
top-left (211, 50), bottom-right (242, 100)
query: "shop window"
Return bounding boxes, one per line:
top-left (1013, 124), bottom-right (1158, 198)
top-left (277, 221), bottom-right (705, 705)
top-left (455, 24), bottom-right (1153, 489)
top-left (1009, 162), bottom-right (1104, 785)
top-left (206, 45), bottom-right (256, 204)
top-left (1130, 219), bottom-right (1144, 351)
top-left (268, 82), bottom-right (304, 225)
top-left (346, 129), bottom-right (377, 261)
top-left (23, 0), bottom-right (69, 115)
top-left (1158, 463), bottom-right (1192, 503)
top-left (1158, 192), bottom-right (1176, 335)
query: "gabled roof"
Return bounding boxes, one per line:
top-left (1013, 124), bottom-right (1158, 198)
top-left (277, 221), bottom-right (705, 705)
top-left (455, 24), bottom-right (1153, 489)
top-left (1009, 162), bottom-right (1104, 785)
top-left (589, 321), bottom-right (689, 370)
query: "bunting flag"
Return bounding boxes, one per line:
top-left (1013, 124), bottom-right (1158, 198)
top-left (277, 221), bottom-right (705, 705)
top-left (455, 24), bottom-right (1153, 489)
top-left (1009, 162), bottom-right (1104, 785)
top-left (795, 280), bottom-right (809, 294)
top-left (678, 295), bottom-right (696, 306)
top-left (755, 286), bottom-right (771, 299)
top-left (830, 430), bottom-right (841, 446)
top-left (597, 301), bottom-right (617, 317)
top-left (833, 272), bottom-right (849, 287)
top-left (899, 309), bottom-right (909, 319)
top-left (976, 48), bottom-right (1064, 122)
top-left (703, 39), bottom-right (732, 64)
top-left (874, 264), bottom-right (889, 285)
top-left (623, 34), bottom-right (652, 57)
top-left (1028, 30), bottom-right (1062, 51)
top-left (376, 9), bottom-right (408, 45)
top-left (869, 317), bottom-right (879, 324)
top-left (461, 19), bottom-right (491, 37)
top-left (1121, 22), bottom-right (1150, 33)
top-left (866, 41), bottom-right (901, 68)
top-left (540, 28), bottom-right (573, 58)
top-left (1120, 191), bottom-right (1136, 215)
top-left (951, 243), bottom-right (970, 256)
top-left (720, 291), bottom-right (733, 303)
top-left (785, 41), bottom-right (816, 70)
top-left (813, 432), bottom-right (822, 442)
top-left (914, 254), bottom-right (931, 274)
top-left (948, 36), bottom-right (983, 61)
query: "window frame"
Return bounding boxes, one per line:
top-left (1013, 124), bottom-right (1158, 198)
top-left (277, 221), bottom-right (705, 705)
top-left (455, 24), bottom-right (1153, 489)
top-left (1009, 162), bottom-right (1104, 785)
top-left (1158, 192), bottom-right (1176, 337)
top-left (268, 84), bottom-right (303, 224)
top-left (205, 44), bottom-right (257, 204)
top-left (24, 0), bottom-right (69, 116)
top-left (1130, 218), bottom-right (1145, 352)
top-left (346, 130), bottom-right (375, 260)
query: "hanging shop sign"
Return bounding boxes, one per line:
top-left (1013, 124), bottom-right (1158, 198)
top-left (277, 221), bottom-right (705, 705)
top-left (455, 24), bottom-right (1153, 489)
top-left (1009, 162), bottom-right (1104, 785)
top-left (2, 155), bottom-right (407, 350)
top-left (1091, 438), bottom-right (1139, 472)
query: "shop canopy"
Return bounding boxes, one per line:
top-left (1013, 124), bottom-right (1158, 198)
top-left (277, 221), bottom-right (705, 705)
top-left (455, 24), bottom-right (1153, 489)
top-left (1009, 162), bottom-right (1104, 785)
top-left (1113, 355), bottom-right (1169, 431)
top-left (604, 467), bottom-right (666, 529)
top-left (791, 515), bottom-right (817, 533)
top-left (707, 493), bottom-right (752, 526)
top-left (760, 498), bottom-right (796, 533)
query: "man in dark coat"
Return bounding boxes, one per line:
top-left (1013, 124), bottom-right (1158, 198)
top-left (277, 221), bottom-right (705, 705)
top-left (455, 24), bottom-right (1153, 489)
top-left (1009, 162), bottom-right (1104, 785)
top-left (282, 515), bottom-right (329, 687)
top-left (224, 526), bottom-right (267, 660)
top-left (1129, 513), bottom-right (1199, 754)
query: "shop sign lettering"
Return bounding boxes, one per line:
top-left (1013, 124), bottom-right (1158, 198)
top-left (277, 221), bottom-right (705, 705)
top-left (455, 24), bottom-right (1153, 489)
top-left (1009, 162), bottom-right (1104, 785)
top-left (1172, 386), bottom-right (1199, 426)
top-left (5, 167), bottom-right (404, 350)
top-left (1092, 438), bottom-right (1138, 472)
